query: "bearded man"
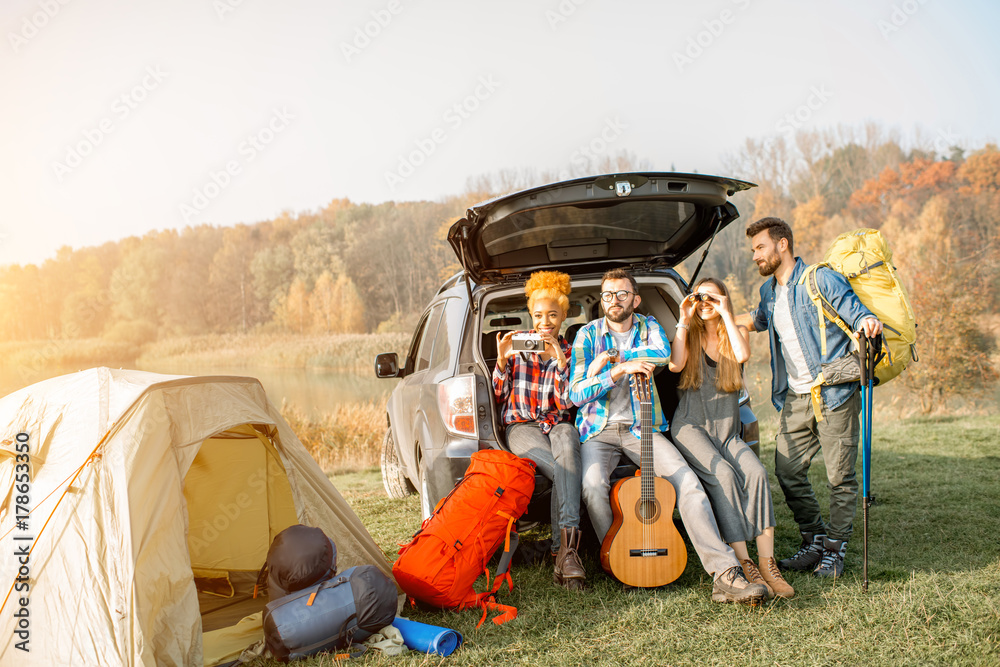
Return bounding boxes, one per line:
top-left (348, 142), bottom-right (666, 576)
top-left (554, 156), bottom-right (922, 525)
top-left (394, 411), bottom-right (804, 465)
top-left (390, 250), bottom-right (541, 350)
top-left (568, 268), bottom-right (768, 603)
top-left (739, 217), bottom-right (882, 578)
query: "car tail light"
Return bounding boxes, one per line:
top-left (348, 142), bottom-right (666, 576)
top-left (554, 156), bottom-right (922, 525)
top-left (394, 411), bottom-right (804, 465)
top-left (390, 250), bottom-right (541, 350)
top-left (438, 375), bottom-right (477, 438)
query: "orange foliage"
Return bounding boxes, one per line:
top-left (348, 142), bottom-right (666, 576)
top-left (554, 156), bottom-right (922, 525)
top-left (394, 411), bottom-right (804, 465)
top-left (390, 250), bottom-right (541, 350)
top-left (957, 144), bottom-right (1000, 193)
top-left (791, 195), bottom-right (828, 258)
top-left (849, 158), bottom-right (957, 225)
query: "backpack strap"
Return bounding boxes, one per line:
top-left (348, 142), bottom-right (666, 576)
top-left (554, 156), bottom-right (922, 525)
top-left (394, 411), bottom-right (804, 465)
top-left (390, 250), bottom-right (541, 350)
top-left (799, 264), bottom-right (856, 355)
top-left (490, 511), bottom-right (520, 595)
top-left (799, 264), bottom-right (859, 423)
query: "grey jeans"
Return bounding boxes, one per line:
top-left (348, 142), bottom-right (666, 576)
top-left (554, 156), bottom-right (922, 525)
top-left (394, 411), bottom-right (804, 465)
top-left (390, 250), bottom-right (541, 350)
top-left (775, 390), bottom-right (861, 543)
top-left (506, 422), bottom-right (581, 552)
top-left (580, 423), bottom-right (738, 578)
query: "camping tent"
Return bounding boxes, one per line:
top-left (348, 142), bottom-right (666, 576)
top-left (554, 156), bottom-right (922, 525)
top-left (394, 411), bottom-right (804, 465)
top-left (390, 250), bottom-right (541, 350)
top-left (0, 367), bottom-right (393, 666)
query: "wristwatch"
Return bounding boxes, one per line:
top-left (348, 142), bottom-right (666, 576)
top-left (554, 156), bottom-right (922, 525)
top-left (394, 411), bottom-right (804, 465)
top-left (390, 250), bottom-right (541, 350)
top-left (606, 347), bottom-right (619, 362)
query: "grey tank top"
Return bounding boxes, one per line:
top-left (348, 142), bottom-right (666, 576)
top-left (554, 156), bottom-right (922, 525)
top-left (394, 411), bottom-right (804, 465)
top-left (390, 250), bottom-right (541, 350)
top-left (670, 352), bottom-right (741, 444)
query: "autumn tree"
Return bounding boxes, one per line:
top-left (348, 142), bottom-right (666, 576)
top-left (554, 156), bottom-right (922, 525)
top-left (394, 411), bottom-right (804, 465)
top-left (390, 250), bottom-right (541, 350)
top-left (276, 278), bottom-right (310, 334)
top-left (208, 225), bottom-right (267, 332)
top-left (882, 193), bottom-right (997, 412)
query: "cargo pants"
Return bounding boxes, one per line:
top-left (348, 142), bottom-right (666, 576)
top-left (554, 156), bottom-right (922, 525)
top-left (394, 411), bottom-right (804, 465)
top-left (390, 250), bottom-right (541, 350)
top-left (775, 390), bottom-right (861, 543)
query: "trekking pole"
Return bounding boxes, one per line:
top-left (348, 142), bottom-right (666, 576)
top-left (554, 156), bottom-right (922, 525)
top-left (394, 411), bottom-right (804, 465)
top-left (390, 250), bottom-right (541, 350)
top-left (859, 335), bottom-right (870, 592)
top-left (861, 333), bottom-right (878, 592)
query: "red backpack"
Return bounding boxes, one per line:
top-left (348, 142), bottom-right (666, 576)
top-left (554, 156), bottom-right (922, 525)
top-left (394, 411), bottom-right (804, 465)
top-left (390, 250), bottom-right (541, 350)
top-left (392, 449), bottom-right (536, 627)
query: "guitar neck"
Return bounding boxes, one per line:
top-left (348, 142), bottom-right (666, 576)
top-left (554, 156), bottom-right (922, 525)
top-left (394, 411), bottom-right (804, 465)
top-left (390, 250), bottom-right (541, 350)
top-left (636, 376), bottom-right (654, 501)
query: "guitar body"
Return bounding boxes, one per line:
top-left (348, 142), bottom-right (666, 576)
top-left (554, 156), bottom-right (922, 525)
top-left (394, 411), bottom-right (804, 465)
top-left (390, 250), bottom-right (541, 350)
top-left (599, 373), bottom-right (688, 587)
top-left (601, 474), bottom-right (687, 587)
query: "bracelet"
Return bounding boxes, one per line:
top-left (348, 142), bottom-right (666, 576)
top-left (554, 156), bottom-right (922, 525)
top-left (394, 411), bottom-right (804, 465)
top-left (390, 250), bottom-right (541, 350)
top-left (676, 324), bottom-right (689, 330)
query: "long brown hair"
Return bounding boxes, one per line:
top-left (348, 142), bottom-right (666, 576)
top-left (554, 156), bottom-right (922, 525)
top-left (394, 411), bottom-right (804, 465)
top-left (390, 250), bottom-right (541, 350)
top-left (678, 278), bottom-right (744, 394)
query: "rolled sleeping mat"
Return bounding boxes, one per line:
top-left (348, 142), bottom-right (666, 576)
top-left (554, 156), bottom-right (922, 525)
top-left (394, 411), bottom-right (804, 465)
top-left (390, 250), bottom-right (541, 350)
top-left (391, 616), bottom-right (463, 656)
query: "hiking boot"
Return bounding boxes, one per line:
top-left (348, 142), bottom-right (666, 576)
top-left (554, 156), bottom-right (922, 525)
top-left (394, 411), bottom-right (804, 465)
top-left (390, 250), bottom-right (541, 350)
top-left (740, 559), bottom-right (773, 599)
top-left (778, 532), bottom-right (827, 571)
top-left (813, 538), bottom-right (847, 578)
top-left (759, 556), bottom-right (795, 598)
top-left (711, 565), bottom-right (769, 604)
top-left (554, 527), bottom-right (586, 591)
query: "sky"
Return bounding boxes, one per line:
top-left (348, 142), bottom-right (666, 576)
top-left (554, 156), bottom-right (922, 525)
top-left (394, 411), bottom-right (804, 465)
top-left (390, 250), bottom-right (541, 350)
top-left (1, 0), bottom-right (998, 267)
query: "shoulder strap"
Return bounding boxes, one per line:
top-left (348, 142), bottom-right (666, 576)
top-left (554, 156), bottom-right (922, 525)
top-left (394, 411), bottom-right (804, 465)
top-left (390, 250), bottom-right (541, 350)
top-left (799, 264), bottom-right (861, 423)
top-left (799, 263), bottom-right (855, 355)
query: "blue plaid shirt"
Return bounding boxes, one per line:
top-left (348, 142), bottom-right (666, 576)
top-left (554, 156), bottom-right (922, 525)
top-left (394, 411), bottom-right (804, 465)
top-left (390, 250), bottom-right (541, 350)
top-left (568, 314), bottom-right (671, 442)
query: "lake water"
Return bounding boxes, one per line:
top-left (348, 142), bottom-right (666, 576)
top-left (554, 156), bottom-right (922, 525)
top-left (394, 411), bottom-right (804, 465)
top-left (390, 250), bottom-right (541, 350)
top-left (0, 361), bottom-right (397, 419)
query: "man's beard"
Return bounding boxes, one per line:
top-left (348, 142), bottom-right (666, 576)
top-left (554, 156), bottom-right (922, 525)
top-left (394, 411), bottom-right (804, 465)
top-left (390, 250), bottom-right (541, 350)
top-left (605, 302), bottom-right (634, 324)
top-left (757, 253), bottom-right (781, 277)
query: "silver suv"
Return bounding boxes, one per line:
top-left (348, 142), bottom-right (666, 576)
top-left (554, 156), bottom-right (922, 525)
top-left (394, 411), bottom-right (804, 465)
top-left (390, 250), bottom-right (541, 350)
top-left (375, 172), bottom-right (760, 520)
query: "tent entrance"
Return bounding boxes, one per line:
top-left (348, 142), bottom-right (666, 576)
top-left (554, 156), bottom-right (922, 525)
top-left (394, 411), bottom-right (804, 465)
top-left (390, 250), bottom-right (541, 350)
top-left (183, 424), bottom-right (298, 637)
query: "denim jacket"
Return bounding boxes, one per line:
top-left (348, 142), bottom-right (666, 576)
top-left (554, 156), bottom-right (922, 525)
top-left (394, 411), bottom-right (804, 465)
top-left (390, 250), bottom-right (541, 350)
top-left (751, 257), bottom-right (876, 412)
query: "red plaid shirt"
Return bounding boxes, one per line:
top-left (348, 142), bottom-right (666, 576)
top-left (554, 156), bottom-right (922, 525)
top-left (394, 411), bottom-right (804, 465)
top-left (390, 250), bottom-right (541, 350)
top-left (492, 335), bottom-right (573, 434)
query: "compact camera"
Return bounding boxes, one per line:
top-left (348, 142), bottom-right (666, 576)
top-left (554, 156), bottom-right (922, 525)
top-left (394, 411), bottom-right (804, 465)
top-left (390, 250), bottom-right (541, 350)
top-left (692, 293), bottom-right (717, 303)
top-left (511, 332), bottom-right (544, 352)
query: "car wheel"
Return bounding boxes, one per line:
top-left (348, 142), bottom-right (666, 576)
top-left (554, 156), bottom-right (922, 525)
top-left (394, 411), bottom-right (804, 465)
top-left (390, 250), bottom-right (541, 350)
top-left (380, 428), bottom-right (413, 499)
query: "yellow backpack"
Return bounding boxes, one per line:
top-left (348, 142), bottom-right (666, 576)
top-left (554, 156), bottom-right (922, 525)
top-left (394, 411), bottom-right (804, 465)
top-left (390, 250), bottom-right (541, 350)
top-left (799, 228), bottom-right (918, 395)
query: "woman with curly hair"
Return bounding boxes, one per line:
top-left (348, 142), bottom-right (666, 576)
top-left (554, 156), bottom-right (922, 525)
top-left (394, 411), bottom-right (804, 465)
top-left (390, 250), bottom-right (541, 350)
top-left (493, 270), bottom-right (584, 590)
top-left (668, 277), bottom-right (794, 598)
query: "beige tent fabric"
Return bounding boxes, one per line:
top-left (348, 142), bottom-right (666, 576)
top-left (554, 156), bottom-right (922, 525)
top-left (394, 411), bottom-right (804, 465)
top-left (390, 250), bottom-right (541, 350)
top-left (0, 368), bottom-right (393, 666)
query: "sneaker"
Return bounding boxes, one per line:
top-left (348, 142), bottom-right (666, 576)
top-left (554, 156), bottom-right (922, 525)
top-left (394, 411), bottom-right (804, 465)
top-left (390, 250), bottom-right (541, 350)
top-left (712, 565), bottom-right (770, 604)
top-left (740, 559), bottom-right (773, 599)
top-left (778, 532), bottom-right (826, 571)
top-left (813, 538), bottom-right (847, 578)
top-left (759, 556), bottom-right (795, 598)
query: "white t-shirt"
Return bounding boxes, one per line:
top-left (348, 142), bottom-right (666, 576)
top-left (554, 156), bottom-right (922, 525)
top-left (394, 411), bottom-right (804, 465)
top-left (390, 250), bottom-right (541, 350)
top-left (773, 283), bottom-right (814, 394)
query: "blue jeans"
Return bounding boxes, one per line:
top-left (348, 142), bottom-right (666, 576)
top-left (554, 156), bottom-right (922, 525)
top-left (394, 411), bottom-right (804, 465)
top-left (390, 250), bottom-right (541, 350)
top-left (506, 422), bottom-right (581, 552)
top-left (580, 423), bottom-right (738, 578)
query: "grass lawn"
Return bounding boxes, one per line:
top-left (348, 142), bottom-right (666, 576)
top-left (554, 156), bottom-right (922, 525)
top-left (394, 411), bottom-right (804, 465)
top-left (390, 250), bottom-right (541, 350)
top-left (252, 415), bottom-right (1000, 666)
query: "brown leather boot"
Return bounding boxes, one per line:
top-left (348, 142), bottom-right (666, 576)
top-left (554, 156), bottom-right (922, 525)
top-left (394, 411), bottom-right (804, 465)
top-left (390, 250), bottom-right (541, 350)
top-left (553, 527), bottom-right (586, 591)
top-left (759, 556), bottom-right (795, 598)
top-left (740, 559), bottom-right (774, 599)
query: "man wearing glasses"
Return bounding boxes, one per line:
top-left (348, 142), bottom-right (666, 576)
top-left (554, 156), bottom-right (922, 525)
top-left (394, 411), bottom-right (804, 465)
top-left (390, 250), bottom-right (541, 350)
top-left (568, 268), bottom-right (767, 603)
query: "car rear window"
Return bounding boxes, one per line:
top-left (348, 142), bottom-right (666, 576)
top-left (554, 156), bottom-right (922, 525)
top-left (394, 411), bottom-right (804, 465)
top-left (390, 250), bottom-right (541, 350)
top-left (481, 200), bottom-right (697, 257)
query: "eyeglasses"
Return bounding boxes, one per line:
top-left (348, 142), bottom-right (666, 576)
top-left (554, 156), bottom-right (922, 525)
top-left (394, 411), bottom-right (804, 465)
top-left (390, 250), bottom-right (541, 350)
top-left (600, 290), bottom-right (635, 302)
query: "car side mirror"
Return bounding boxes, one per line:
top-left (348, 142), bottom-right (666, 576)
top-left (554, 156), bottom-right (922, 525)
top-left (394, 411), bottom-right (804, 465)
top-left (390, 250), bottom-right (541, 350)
top-left (374, 352), bottom-right (400, 378)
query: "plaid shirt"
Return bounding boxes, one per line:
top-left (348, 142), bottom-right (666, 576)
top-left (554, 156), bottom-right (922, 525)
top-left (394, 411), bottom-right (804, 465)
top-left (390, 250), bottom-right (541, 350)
top-left (568, 314), bottom-right (671, 442)
top-left (492, 335), bottom-right (573, 434)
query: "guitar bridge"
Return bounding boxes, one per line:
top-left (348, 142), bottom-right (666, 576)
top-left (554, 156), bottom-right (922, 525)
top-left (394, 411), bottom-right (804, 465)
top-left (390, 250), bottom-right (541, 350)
top-left (629, 548), bottom-right (669, 557)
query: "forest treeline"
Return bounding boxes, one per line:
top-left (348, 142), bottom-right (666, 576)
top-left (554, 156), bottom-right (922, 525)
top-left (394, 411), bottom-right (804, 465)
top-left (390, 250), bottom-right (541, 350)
top-left (2, 127), bottom-right (997, 409)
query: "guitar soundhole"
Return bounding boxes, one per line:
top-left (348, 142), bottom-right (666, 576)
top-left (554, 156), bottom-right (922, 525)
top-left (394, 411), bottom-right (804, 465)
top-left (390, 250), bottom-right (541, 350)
top-left (635, 499), bottom-right (661, 524)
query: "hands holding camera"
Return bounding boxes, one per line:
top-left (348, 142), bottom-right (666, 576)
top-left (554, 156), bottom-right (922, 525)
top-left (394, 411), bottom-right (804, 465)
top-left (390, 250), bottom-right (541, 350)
top-left (496, 330), bottom-right (567, 371)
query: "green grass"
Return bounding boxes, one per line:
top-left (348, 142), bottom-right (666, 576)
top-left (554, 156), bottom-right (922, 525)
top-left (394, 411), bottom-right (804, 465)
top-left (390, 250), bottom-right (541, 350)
top-left (246, 415), bottom-right (1000, 666)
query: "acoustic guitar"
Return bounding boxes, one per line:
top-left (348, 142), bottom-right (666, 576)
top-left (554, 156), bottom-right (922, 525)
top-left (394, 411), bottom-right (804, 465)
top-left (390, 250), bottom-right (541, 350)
top-left (600, 373), bottom-right (688, 587)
